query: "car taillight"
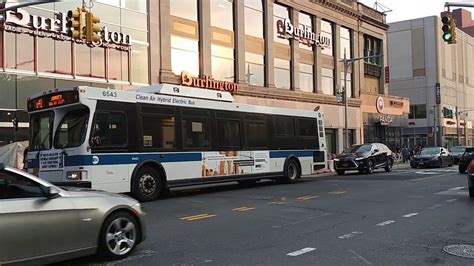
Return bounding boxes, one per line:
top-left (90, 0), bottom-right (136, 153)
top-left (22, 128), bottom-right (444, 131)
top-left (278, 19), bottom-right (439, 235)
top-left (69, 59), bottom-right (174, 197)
top-left (468, 162), bottom-right (474, 174)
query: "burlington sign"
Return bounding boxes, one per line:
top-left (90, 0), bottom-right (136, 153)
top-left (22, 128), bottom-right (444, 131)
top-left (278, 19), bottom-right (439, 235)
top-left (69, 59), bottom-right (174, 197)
top-left (276, 18), bottom-right (331, 49)
top-left (1, 8), bottom-right (131, 51)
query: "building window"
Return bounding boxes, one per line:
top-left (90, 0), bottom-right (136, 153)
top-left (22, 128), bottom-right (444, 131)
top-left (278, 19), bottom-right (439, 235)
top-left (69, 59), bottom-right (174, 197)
top-left (409, 104), bottom-right (427, 119)
top-left (171, 36), bottom-right (200, 77)
top-left (211, 0), bottom-right (234, 81)
top-left (364, 35), bottom-right (382, 66)
top-left (245, 52), bottom-right (264, 86)
top-left (321, 20), bottom-right (333, 56)
top-left (170, 0), bottom-right (198, 21)
top-left (211, 44), bottom-right (234, 82)
top-left (245, 0), bottom-right (263, 38)
top-left (299, 13), bottom-right (313, 51)
top-left (340, 27), bottom-right (351, 59)
top-left (443, 106), bottom-right (457, 119)
top-left (211, 0), bottom-right (234, 31)
top-left (274, 58), bottom-right (290, 90)
top-left (341, 71), bottom-right (353, 98)
top-left (131, 45), bottom-right (149, 84)
top-left (273, 3), bottom-right (290, 45)
top-left (245, 0), bottom-right (265, 86)
top-left (321, 68), bottom-right (334, 95)
top-left (299, 63), bottom-right (313, 93)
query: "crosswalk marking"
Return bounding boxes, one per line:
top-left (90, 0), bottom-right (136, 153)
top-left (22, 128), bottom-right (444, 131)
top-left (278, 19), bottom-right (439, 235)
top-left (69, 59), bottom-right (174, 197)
top-left (402, 213), bottom-right (418, 218)
top-left (286, 247), bottom-right (316, 257)
top-left (338, 231), bottom-right (362, 239)
top-left (232, 207), bottom-right (255, 212)
top-left (376, 220), bottom-right (395, 227)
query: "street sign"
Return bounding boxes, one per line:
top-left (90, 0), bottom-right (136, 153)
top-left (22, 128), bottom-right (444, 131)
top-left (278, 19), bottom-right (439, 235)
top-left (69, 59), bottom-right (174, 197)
top-left (435, 83), bottom-right (441, 105)
top-left (385, 66), bottom-right (390, 83)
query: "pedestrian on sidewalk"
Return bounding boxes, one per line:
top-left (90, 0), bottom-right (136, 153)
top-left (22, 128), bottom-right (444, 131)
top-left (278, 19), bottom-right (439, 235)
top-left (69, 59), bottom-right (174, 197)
top-left (402, 147), bottom-right (410, 164)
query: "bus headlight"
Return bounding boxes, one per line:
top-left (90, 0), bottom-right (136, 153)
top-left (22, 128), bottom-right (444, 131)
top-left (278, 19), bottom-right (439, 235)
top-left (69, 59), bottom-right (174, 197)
top-left (66, 171), bottom-right (87, 180)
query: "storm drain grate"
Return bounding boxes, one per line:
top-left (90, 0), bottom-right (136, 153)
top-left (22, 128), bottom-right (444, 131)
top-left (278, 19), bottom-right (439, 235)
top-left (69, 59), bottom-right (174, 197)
top-left (443, 245), bottom-right (474, 258)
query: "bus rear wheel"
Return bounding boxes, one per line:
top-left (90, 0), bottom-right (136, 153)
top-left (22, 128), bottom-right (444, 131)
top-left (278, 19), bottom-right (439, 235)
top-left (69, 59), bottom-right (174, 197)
top-left (280, 159), bottom-right (301, 184)
top-left (131, 166), bottom-right (165, 202)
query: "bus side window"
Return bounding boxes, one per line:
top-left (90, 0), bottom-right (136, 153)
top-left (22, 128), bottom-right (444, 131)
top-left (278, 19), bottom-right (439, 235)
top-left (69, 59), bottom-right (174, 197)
top-left (91, 112), bottom-right (127, 147)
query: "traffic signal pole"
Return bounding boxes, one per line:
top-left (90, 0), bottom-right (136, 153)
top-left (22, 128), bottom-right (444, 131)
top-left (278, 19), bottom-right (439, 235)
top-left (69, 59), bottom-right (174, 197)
top-left (445, 2), bottom-right (474, 10)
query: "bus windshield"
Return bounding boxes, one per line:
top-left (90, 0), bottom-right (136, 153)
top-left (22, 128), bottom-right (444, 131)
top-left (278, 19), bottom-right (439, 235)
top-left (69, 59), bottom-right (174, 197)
top-left (29, 111), bottom-right (54, 151)
top-left (54, 107), bottom-right (90, 149)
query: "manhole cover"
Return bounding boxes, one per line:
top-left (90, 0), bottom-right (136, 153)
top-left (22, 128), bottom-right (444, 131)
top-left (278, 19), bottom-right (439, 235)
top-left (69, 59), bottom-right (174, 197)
top-left (444, 245), bottom-right (474, 258)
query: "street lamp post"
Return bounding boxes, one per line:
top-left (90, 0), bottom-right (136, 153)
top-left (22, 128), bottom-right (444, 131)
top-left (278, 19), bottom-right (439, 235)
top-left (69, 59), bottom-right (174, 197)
top-left (340, 50), bottom-right (383, 149)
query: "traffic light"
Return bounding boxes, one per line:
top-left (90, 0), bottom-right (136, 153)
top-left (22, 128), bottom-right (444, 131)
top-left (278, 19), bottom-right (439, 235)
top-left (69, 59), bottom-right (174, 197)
top-left (441, 13), bottom-right (457, 44)
top-left (67, 8), bottom-right (83, 40)
top-left (86, 12), bottom-right (101, 42)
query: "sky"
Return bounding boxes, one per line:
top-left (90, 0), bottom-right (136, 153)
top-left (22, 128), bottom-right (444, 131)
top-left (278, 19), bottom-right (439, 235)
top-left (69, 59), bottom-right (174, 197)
top-left (358, 0), bottom-right (474, 23)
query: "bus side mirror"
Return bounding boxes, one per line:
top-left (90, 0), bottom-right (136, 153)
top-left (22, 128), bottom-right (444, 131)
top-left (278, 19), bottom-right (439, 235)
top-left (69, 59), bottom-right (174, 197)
top-left (90, 136), bottom-right (102, 147)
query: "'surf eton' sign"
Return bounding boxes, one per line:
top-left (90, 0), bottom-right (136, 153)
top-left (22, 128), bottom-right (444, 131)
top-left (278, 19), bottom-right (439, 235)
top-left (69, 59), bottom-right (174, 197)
top-left (181, 71), bottom-right (239, 94)
top-left (276, 18), bottom-right (331, 49)
top-left (2, 8), bottom-right (131, 51)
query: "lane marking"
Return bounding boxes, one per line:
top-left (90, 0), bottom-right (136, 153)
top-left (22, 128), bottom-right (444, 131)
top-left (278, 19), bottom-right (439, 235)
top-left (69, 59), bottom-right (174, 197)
top-left (349, 249), bottom-right (373, 265)
top-left (297, 195), bottom-right (319, 201)
top-left (291, 213), bottom-right (331, 225)
top-left (446, 199), bottom-right (458, 202)
top-left (180, 214), bottom-right (217, 221)
top-left (428, 204), bottom-right (442, 210)
top-left (232, 207), bottom-right (255, 212)
top-left (338, 231), bottom-right (362, 239)
top-left (268, 201), bottom-right (286, 205)
top-left (448, 186), bottom-right (465, 191)
top-left (410, 173), bottom-right (455, 182)
top-left (376, 220), bottom-right (395, 227)
top-left (402, 213), bottom-right (418, 218)
top-left (329, 191), bottom-right (348, 195)
top-left (286, 247), bottom-right (316, 257)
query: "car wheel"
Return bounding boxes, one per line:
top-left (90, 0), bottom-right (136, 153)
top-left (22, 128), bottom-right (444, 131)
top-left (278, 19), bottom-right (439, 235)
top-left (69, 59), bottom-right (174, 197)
top-left (336, 170), bottom-right (345, 175)
top-left (98, 211), bottom-right (140, 260)
top-left (384, 158), bottom-right (393, 172)
top-left (459, 166), bottom-right (466, 174)
top-left (365, 160), bottom-right (374, 174)
top-left (470, 186), bottom-right (474, 198)
top-left (132, 166), bottom-right (165, 202)
top-left (280, 159), bottom-right (301, 184)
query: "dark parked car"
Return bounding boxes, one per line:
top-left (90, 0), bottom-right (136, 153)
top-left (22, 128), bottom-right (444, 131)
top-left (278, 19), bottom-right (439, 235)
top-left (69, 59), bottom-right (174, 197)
top-left (410, 147), bottom-right (453, 168)
top-left (450, 146), bottom-right (469, 164)
top-left (458, 148), bottom-right (474, 173)
top-left (334, 143), bottom-right (393, 175)
top-left (466, 161), bottom-right (474, 197)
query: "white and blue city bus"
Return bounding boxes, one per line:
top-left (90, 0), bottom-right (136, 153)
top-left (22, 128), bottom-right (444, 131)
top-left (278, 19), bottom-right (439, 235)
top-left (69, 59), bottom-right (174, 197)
top-left (27, 85), bottom-right (327, 201)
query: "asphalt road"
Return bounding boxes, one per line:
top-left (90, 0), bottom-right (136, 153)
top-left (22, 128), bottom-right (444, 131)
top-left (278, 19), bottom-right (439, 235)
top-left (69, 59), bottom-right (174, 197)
top-left (64, 164), bottom-right (474, 265)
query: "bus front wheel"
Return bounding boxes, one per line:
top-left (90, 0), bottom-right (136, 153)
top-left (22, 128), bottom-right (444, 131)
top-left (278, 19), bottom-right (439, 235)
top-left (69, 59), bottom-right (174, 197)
top-left (280, 159), bottom-right (301, 184)
top-left (132, 166), bottom-right (165, 202)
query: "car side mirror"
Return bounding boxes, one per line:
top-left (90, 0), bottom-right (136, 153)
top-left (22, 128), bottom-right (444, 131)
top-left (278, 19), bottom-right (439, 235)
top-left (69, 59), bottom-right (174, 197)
top-left (373, 149), bottom-right (379, 154)
top-left (42, 186), bottom-right (60, 199)
top-left (441, 151), bottom-right (447, 155)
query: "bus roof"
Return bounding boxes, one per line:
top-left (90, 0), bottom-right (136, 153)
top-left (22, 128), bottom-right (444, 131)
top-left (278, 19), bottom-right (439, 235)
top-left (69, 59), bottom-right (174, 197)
top-left (29, 85), bottom-right (323, 119)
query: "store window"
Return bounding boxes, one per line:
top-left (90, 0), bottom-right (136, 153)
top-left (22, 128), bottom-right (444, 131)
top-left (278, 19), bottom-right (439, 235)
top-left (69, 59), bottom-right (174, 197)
top-left (274, 58), bottom-right (290, 90)
top-left (340, 27), bottom-right (351, 59)
top-left (321, 68), bottom-right (334, 95)
top-left (245, 52), bottom-right (264, 86)
top-left (321, 20), bottom-right (333, 56)
top-left (341, 71), bottom-right (353, 98)
top-left (409, 105), bottom-right (427, 119)
top-left (132, 45), bottom-right (149, 84)
top-left (109, 50), bottom-right (129, 81)
top-left (299, 13), bottom-right (313, 51)
top-left (299, 63), bottom-right (313, 93)
top-left (171, 36), bottom-right (200, 77)
top-left (244, 0), bottom-right (263, 38)
top-left (4, 32), bottom-right (34, 71)
top-left (273, 4), bottom-right (290, 45)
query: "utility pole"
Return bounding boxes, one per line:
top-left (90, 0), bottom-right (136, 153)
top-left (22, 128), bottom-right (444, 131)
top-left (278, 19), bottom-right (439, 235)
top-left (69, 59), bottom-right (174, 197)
top-left (340, 51), bottom-right (383, 149)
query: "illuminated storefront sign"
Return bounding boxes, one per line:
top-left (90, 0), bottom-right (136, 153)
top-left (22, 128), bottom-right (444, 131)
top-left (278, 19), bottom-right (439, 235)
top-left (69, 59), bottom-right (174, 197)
top-left (181, 71), bottom-right (239, 93)
top-left (276, 18), bottom-right (331, 49)
top-left (1, 8), bottom-right (131, 51)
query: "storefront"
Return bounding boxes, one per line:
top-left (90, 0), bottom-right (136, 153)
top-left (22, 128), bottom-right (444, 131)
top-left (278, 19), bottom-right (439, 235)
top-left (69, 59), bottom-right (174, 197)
top-left (0, 0), bottom-right (150, 145)
top-left (361, 95), bottom-right (409, 151)
top-left (151, 0), bottom-right (391, 155)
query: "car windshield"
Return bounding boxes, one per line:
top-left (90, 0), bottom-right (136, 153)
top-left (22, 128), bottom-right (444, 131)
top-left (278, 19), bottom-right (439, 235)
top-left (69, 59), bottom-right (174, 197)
top-left (451, 147), bottom-right (466, 152)
top-left (54, 107), bottom-right (90, 149)
top-left (344, 144), bottom-right (372, 154)
top-left (463, 148), bottom-right (474, 156)
top-left (29, 111), bottom-right (54, 151)
top-left (420, 148), bottom-right (440, 155)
